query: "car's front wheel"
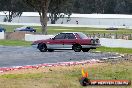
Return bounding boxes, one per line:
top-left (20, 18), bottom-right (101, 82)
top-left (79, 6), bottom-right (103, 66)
top-left (73, 45), bottom-right (82, 52)
top-left (82, 48), bottom-right (90, 52)
top-left (38, 44), bottom-right (47, 52)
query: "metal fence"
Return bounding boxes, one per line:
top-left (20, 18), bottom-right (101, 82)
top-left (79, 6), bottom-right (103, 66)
top-left (87, 33), bottom-right (132, 40)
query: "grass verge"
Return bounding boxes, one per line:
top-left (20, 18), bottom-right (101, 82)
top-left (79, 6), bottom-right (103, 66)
top-left (96, 47), bottom-right (132, 54)
top-left (0, 61), bottom-right (131, 88)
top-left (0, 40), bottom-right (31, 46)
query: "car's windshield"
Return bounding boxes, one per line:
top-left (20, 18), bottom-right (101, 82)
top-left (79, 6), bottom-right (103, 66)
top-left (77, 32), bottom-right (88, 39)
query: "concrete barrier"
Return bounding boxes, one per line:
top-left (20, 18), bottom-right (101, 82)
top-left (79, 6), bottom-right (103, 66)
top-left (100, 38), bottom-right (132, 48)
top-left (25, 34), bottom-right (54, 41)
top-left (0, 31), bottom-right (4, 39)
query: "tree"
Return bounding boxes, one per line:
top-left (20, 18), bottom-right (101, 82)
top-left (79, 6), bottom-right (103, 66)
top-left (73, 0), bottom-right (106, 14)
top-left (48, 0), bottom-right (73, 24)
top-left (0, 0), bottom-right (26, 22)
top-left (23, 0), bottom-right (51, 34)
top-left (126, 0), bottom-right (132, 13)
top-left (72, 0), bottom-right (132, 14)
top-left (73, 0), bottom-right (95, 13)
top-left (23, 0), bottom-right (74, 34)
top-left (114, 0), bottom-right (129, 14)
top-left (95, 0), bottom-right (116, 14)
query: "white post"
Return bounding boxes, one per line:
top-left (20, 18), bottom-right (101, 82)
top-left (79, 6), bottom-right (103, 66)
top-left (0, 31), bottom-right (4, 39)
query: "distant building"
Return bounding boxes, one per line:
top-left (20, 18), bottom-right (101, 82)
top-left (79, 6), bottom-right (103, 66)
top-left (1, 12), bottom-right (132, 27)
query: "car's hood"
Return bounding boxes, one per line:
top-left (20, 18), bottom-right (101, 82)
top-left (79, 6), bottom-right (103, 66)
top-left (33, 39), bottom-right (51, 44)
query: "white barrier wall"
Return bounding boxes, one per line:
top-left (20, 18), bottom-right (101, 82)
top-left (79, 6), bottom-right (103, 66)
top-left (0, 31), bottom-right (4, 39)
top-left (100, 38), bottom-right (132, 48)
top-left (25, 34), bottom-right (54, 41)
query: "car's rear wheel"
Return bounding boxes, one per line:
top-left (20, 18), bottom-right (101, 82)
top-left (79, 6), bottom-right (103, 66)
top-left (73, 45), bottom-right (82, 52)
top-left (48, 49), bottom-right (54, 52)
top-left (38, 43), bottom-right (47, 52)
top-left (82, 48), bottom-right (90, 52)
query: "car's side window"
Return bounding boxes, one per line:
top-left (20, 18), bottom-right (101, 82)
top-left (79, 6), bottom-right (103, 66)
top-left (65, 33), bottom-right (75, 39)
top-left (54, 33), bottom-right (65, 39)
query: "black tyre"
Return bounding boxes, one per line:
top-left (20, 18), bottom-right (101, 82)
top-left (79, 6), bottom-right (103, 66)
top-left (38, 44), bottom-right (47, 52)
top-left (73, 45), bottom-right (82, 52)
top-left (82, 48), bottom-right (90, 52)
top-left (48, 49), bottom-right (54, 52)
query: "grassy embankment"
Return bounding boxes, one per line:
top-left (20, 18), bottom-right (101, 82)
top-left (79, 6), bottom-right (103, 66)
top-left (0, 61), bottom-right (131, 88)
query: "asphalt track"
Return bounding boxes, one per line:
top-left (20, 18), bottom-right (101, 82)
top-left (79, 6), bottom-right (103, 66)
top-left (0, 46), bottom-right (119, 67)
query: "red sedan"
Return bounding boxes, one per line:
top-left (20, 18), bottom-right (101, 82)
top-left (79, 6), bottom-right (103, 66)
top-left (32, 32), bottom-right (101, 52)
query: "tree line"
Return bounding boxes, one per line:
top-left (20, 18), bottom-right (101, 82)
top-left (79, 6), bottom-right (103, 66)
top-left (73, 0), bottom-right (132, 14)
top-left (0, 0), bottom-right (132, 34)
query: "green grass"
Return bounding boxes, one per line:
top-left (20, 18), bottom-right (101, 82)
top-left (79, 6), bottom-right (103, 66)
top-left (0, 40), bottom-right (31, 46)
top-left (47, 27), bottom-right (132, 34)
top-left (0, 61), bottom-right (131, 88)
top-left (46, 26), bottom-right (132, 34)
top-left (1, 25), bottom-right (22, 32)
top-left (1, 24), bottom-right (132, 34)
top-left (96, 47), bottom-right (132, 54)
top-left (0, 73), bottom-right (43, 79)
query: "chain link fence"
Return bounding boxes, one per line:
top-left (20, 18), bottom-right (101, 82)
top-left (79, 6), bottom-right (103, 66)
top-left (87, 33), bottom-right (132, 40)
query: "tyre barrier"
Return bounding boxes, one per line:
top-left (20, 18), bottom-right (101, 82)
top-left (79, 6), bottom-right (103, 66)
top-left (0, 59), bottom-right (103, 73)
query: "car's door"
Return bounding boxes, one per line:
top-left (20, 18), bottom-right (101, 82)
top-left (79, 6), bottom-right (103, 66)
top-left (47, 33), bottom-right (66, 49)
top-left (63, 33), bottom-right (76, 49)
